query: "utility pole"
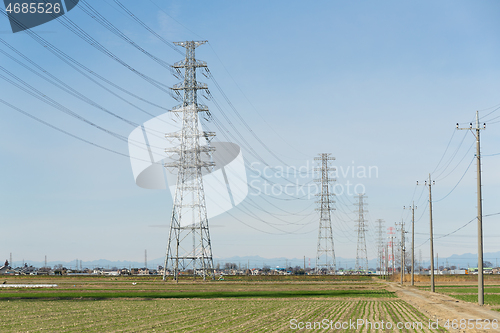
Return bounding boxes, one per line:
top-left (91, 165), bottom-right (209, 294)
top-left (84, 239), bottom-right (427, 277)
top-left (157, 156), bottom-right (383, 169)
top-left (314, 153), bottom-right (336, 275)
top-left (375, 219), bottom-right (385, 277)
top-left (457, 111), bottom-right (486, 305)
top-left (419, 249), bottom-right (422, 274)
top-left (355, 194), bottom-right (369, 274)
top-left (44, 255), bottom-right (47, 269)
top-left (164, 41), bottom-right (215, 282)
top-left (404, 203), bottom-right (417, 286)
top-left (418, 175), bottom-right (435, 292)
top-left (145, 250), bottom-right (147, 269)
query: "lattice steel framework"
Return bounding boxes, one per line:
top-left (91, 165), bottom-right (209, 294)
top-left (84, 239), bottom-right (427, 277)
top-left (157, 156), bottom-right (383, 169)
top-left (163, 41), bottom-right (215, 281)
top-left (375, 219), bottom-right (385, 274)
top-left (355, 194), bottom-right (369, 273)
top-left (314, 153), bottom-right (336, 274)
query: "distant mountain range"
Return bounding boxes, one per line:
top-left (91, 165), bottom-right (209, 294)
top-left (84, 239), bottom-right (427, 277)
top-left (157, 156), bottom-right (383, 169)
top-left (10, 251), bottom-right (500, 270)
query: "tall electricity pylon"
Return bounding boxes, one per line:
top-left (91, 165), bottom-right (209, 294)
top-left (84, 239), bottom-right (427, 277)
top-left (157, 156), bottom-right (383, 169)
top-left (314, 153), bottom-right (336, 274)
top-left (355, 194), bottom-right (368, 273)
top-left (375, 219), bottom-right (385, 275)
top-left (404, 203), bottom-right (417, 285)
top-left (163, 41), bottom-right (215, 282)
top-left (396, 220), bottom-right (406, 284)
top-left (388, 226), bottom-right (396, 274)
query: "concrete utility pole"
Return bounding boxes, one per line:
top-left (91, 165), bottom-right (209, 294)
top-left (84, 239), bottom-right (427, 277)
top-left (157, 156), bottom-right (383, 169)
top-left (457, 112), bottom-right (485, 305)
top-left (428, 176), bottom-right (435, 292)
top-left (418, 175), bottom-right (435, 292)
top-left (405, 203), bottom-right (417, 286)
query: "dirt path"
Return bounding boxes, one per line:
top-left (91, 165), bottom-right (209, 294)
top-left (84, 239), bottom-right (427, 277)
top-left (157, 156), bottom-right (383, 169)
top-left (386, 282), bottom-right (500, 332)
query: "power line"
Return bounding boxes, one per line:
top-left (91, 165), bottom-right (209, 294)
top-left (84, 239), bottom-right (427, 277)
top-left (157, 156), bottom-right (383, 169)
top-left (433, 157), bottom-right (474, 203)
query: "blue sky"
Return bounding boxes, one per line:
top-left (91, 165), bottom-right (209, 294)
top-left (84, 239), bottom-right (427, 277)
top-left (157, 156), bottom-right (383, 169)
top-left (1, 0), bottom-right (500, 267)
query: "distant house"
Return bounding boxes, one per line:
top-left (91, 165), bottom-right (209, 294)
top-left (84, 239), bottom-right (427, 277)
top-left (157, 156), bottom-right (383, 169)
top-left (93, 268), bottom-right (120, 276)
top-left (0, 260), bottom-right (13, 275)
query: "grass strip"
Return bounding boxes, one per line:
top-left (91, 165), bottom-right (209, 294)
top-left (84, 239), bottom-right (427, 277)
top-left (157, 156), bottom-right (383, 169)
top-left (446, 293), bottom-right (500, 305)
top-left (0, 289), bottom-right (395, 300)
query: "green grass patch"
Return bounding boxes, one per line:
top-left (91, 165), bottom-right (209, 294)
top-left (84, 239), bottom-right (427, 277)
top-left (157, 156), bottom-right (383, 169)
top-left (0, 289), bottom-right (394, 300)
top-left (0, 298), bottom-right (430, 332)
top-left (446, 293), bottom-right (500, 305)
top-left (419, 286), bottom-right (500, 294)
top-left (218, 274), bottom-right (373, 282)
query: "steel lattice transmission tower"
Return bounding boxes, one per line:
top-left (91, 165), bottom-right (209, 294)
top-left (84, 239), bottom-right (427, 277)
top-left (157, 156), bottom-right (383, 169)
top-left (314, 153), bottom-right (336, 274)
top-left (375, 219), bottom-right (385, 274)
top-left (355, 194), bottom-right (369, 273)
top-left (163, 41), bottom-right (215, 281)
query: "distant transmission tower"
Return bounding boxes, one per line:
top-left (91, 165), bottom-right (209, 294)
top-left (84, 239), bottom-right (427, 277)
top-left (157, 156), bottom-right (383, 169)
top-left (314, 153), bottom-right (336, 274)
top-left (375, 219), bottom-right (385, 274)
top-left (163, 41), bottom-right (215, 281)
top-left (355, 194), bottom-right (368, 273)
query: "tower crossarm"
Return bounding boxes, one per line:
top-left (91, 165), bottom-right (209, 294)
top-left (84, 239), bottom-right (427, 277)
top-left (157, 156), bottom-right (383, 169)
top-left (314, 155), bottom-right (335, 161)
top-left (313, 178), bottom-right (336, 182)
top-left (173, 59), bottom-right (208, 69)
top-left (173, 40), bottom-right (208, 48)
top-left (171, 104), bottom-right (209, 112)
top-left (171, 82), bottom-right (208, 91)
top-left (165, 132), bottom-right (215, 139)
top-left (164, 146), bottom-right (216, 154)
top-left (315, 207), bottom-right (336, 211)
top-left (164, 161), bottom-right (216, 168)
